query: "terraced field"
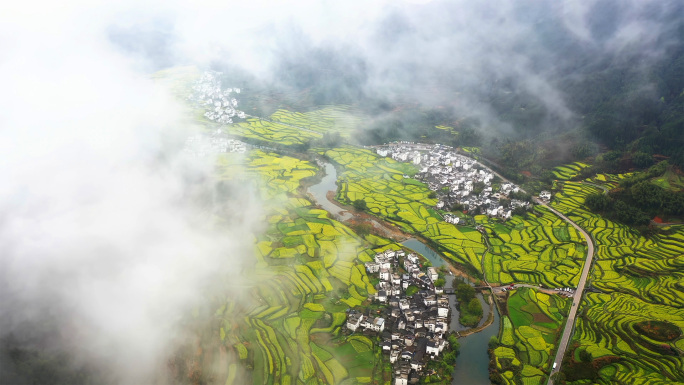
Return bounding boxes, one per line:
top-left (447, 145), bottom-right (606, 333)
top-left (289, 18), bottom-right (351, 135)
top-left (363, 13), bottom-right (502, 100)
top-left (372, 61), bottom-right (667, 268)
top-left (322, 147), bottom-right (489, 270)
top-left (435, 124), bottom-right (460, 139)
top-left (215, 150), bottom-right (395, 384)
top-left (228, 117), bottom-right (322, 146)
top-left (324, 147), bottom-right (585, 289)
top-left (481, 208), bottom-right (585, 288)
top-left (651, 168), bottom-right (684, 191)
top-left (551, 162), bottom-right (590, 181)
top-left (226, 106), bottom-right (363, 146)
top-left (269, 106), bottom-right (363, 138)
top-left (493, 287), bottom-right (570, 385)
top-left (551, 179), bottom-right (684, 384)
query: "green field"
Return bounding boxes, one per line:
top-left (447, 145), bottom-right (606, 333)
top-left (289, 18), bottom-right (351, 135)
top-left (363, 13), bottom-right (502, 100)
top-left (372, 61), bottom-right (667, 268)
top-left (551, 178), bottom-right (684, 384)
top-left (651, 168), bottom-right (684, 192)
top-left (492, 288), bottom-right (569, 385)
top-left (269, 106), bottom-right (362, 138)
top-left (551, 162), bottom-right (591, 181)
top-left (225, 106), bottom-right (364, 146)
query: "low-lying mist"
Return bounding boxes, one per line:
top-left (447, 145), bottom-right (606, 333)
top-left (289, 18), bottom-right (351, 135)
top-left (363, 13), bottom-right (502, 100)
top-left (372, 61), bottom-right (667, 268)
top-left (0, 4), bottom-right (262, 383)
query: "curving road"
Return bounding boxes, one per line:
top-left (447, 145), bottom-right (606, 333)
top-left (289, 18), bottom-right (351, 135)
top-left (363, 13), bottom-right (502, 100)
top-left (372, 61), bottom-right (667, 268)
top-left (539, 201), bottom-right (595, 384)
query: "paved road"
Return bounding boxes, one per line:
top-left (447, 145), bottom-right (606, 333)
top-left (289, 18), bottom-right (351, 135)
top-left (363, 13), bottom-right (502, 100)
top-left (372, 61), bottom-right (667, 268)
top-left (540, 201), bottom-right (595, 384)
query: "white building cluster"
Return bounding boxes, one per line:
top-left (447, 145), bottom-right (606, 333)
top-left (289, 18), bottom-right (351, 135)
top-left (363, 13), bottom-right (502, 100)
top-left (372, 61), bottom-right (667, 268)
top-left (189, 71), bottom-right (246, 124)
top-left (348, 249), bottom-right (451, 384)
top-left (554, 287), bottom-right (575, 297)
top-left (376, 143), bottom-right (530, 219)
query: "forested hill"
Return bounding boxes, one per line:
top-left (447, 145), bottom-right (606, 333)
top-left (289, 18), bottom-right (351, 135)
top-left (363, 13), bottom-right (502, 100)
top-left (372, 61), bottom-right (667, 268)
top-left (230, 0), bottom-right (684, 171)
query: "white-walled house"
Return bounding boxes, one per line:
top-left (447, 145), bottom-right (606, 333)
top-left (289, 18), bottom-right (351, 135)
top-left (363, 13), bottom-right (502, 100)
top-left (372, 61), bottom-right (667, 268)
top-left (346, 313), bottom-right (364, 331)
top-left (427, 267), bottom-right (439, 282)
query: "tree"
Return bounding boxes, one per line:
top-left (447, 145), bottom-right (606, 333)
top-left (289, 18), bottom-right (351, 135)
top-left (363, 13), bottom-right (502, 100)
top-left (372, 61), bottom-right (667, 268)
top-left (630, 181), bottom-right (664, 211)
top-left (550, 371), bottom-right (566, 385)
top-left (488, 335), bottom-right (499, 349)
top-left (612, 200), bottom-right (650, 226)
top-left (585, 193), bottom-right (612, 212)
top-left (350, 222), bottom-right (373, 237)
top-left (632, 151), bottom-right (654, 168)
top-left (434, 278), bottom-right (446, 288)
top-left (512, 206), bottom-right (528, 217)
top-left (443, 351), bottom-right (457, 365)
top-left (472, 181), bottom-right (486, 195)
top-left (468, 297), bottom-right (483, 316)
top-left (579, 349), bottom-right (592, 362)
top-left (352, 199), bottom-right (367, 211)
top-left (456, 283), bottom-right (475, 303)
top-left (447, 333), bottom-right (460, 351)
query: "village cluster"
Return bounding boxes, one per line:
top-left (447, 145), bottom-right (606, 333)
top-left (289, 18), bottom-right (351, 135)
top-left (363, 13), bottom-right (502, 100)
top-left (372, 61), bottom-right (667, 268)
top-left (376, 143), bottom-right (533, 219)
top-left (554, 287), bottom-right (576, 297)
top-left (183, 133), bottom-right (247, 157)
top-left (188, 71), bottom-right (246, 124)
top-left (346, 249), bottom-right (451, 385)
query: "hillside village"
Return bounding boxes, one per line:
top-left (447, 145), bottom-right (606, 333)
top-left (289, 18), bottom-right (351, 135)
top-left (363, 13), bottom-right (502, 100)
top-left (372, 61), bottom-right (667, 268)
top-left (375, 143), bottom-right (533, 220)
top-left (346, 249), bottom-right (452, 385)
top-left (189, 71), bottom-right (246, 124)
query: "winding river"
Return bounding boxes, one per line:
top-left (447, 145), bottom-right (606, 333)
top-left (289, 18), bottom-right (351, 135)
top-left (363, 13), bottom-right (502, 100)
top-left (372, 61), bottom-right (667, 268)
top-left (306, 161), bottom-right (500, 384)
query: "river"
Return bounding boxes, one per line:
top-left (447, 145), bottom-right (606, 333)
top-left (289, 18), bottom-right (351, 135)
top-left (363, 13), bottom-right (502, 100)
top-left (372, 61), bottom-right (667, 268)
top-left (401, 240), bottom-right (499, 384)
top-left (307, 160), bottom-right (499, 384)
top-left (307, 163), bottom-right (353, 220)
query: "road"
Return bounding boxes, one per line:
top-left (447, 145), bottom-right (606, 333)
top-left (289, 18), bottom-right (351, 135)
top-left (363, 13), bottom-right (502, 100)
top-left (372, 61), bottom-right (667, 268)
top-left (466, 150), bottom-right (597, 382)
top-left (540, 201), bottom-right (595, 384)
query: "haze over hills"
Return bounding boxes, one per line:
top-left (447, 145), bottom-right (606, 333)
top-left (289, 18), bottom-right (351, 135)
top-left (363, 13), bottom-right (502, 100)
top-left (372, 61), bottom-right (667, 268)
top-left (0, 1), bottom-right (682, 385)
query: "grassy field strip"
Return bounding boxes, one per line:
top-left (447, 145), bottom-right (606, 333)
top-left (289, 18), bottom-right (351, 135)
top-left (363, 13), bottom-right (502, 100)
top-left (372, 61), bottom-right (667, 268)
top-left (492, 287), bottom-right (570, 385)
